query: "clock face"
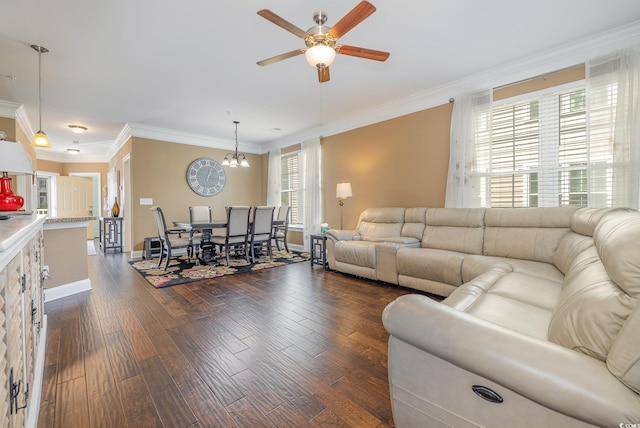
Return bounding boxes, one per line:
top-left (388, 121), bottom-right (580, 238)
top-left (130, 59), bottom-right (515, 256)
top-left (187, 158), bottom-right (226, 197)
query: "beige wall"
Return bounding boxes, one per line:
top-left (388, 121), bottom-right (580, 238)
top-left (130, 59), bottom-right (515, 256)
top-left (43, 227), bottom-right (88, 288)
top-left (321, 103), bottom-right (453, 230)
top-left (494, 65), bottom-right (585, 101)
top-left (0, 117), bottom-right (16, 141)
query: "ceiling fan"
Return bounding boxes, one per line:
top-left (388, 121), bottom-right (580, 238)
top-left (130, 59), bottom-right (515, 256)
top-left (256, 1), bottom-right (390, 83)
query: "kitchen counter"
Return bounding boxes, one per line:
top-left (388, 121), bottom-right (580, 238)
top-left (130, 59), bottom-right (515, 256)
top-left (44, 216), bottom-right (95, 224)
top-left (44, 216), bottom-right (95, 231)
top-left (0, 214), bottom-right (47, 255)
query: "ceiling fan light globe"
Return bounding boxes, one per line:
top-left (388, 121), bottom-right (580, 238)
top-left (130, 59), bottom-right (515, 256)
top-left (305, 45), bottom-right (335, 68)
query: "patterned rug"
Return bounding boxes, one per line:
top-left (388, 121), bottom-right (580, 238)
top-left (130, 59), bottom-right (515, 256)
top-left (129, 248), bottom-right (310, 288)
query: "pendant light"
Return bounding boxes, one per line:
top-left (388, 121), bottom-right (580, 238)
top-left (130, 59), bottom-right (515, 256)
top-left (30, 44), bottom-right (51, 148)
top-left (222, 121), bottom-right (250, 168)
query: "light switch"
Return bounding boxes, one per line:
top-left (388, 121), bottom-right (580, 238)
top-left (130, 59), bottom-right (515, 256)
top-left (140, 198), bottom-right (153, 205)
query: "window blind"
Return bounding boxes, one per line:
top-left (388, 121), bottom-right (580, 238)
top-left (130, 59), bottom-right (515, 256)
top-left (477, 84), bottom-right (616, 208)
top-left (280, 153), bottom-right (300, 223)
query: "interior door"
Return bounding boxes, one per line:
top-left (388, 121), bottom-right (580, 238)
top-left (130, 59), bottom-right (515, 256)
top-left (56, 176), bottom-right (93, 238)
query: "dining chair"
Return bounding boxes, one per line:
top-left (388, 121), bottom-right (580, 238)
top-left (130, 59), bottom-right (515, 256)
top-left (151, 206), bottom-right (191, 270)
top-left (189, 205), bottom-right (212, 223)
top-left (188, 205), bottom-right (212, 260)
top-left (273, 205), bottom-right (291, 252)
top-left (249, 206), bottom-right (275, 263)
top-left (211, 206), bottom-right (251, 266)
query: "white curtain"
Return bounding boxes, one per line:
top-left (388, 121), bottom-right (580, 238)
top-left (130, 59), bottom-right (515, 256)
top-left (266, 148), bottom-right (281, 207)
top-left (301, 137), bottom-right (322, 250)
top-left (587, 45), bottom-right (640, 210)
top-left (445, 89), bottom-right (492, 208)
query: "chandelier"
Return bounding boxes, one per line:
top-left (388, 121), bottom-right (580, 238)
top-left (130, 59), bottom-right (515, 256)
top-left (222, 121), bottom-right (249, 168)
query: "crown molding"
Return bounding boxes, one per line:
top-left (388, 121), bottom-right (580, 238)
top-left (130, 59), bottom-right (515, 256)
top-left (0, 100), bottom-right (21, 119)
top-left (125, 123), bottom-right (263, 154)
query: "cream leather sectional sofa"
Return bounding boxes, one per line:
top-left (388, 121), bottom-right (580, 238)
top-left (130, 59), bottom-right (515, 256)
top-left (326, 207), bottom-right (640, 427)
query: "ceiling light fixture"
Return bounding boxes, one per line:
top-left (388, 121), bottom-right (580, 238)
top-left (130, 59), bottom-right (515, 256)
top-left (68, 125), bottom-right (87, 134)
top-left (304, 11), bottom-right (336, 70)
top-left (66, 148), bottom-right (80, 155)
top-left (30, 44), bottom-right (51, 148)
top-left (222, 121), bottom-right (250, 168)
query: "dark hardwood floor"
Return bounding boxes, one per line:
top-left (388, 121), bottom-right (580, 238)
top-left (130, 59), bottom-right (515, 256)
top-left (37, 244), bottom-right (429, 428)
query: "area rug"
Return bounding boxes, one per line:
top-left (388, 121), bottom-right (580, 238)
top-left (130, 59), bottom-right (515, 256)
top-left (129, 248), bottom-right (310, 288)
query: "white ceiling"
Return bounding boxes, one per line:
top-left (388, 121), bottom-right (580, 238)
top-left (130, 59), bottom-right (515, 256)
top-left (2, 1), bottom-right (640, 163)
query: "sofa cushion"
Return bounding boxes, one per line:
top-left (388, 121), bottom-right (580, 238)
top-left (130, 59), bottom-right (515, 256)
top-left (402, 207), bottom-right (427, 240)
top-left (397, 247), bottom-right (465, 286)
top-left (608, 304), bottom-right (640, 393)
top-left (465, 293), bottom-right (552, 340)
top-left (483, 207), bottom-right (576, 263)
top-left (594, 210), bottom-right (640, 296)
top-left (487, 272), bottom-right (563, 311)
top-left (552, 232), bottom-right (595, 275)
top-left (570, 207), bottom-right (621, 237)
top-left (421, 208), bottom-right (485, 254)
top-left (549, 246), bottom-right (637, 361)
top-left (355, 207), bottom-right (405, 238)
top-left (593, 210), bottom-right (640, 392)
top-left (462, 255), bottom-right (562, 284)
top-left (333, 240), bottom-right (377, 269)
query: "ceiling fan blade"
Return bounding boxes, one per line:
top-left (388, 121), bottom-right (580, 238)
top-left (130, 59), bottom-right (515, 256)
top-left (257, 9), bottom-right (309, 39)
top-left (337, 45), bottom-right (390, 62)
top-left (318, 67), bottom-right (330, 83)
top-left (329, 1), bottom-right (376, 39)
top-left (257, 49), bottom-right (305, 66)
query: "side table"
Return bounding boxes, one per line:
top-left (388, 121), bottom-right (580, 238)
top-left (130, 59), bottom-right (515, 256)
top-left (100, 217), bottom-right (123, 253)
top-left (310, 234), bottom-right (327, 269)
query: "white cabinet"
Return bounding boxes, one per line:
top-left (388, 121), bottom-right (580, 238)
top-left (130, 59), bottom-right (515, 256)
top-left (0, 217), bottom-right (46, 428)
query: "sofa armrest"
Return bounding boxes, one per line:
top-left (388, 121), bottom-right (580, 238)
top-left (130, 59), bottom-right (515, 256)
top-left (326, 229), bottom-right (360, 242)
top-left (362, 236), bottom-right (419, 245)
top-left (382, 294), bottom-right (640, 426)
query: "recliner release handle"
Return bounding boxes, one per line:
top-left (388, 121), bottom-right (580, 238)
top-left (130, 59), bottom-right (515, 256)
top-left (472, 385), bottom-right (504, 404)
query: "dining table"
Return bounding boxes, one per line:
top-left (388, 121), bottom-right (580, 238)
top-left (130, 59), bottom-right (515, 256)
top-left (173, 219), bottom-right (285, 265)
top-left (173, 220), bottom-right (227, 265)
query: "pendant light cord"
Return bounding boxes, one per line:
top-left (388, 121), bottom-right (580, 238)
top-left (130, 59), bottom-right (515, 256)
top-left (38, 48), bottom-right (42, 130)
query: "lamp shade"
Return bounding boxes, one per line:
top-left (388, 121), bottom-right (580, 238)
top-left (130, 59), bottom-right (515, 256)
top-left (31, 130), bottom-right (52, 148)
top-left (0, 141), bottom-right (33, 211)
top-left (0, 141), bottom-right (33, 174)
top-left (305, 45), bottom-right (336, 68)
top-left (336, 182), bottom-right (352, 199)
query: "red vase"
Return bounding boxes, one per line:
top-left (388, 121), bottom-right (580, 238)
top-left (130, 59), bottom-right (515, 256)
top-left (0, 176), bottom-right (24, 211)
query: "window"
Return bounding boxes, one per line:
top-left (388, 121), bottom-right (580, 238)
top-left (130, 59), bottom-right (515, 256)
top-left (280, 152), bottom-right (301, 224)
top-left (476, 84), bottom-right (617, 207)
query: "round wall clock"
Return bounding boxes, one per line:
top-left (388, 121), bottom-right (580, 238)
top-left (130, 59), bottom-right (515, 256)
top-left (186, 158), bottom-right (226, 197)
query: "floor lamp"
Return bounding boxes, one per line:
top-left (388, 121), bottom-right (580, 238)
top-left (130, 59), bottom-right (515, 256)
top-left (336, 182), bottom-right (352, 230)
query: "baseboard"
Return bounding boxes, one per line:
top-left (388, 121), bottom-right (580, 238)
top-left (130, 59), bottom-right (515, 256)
top-left (130, 250), bottom-right (143, 259)
top-left (44, 279), bottom-right (92, 302)
top-left (25, 314), bottom-right (47, 428)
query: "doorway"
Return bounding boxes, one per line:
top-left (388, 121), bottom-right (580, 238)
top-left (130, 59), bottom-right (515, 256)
top-left (69, 172), bottom-right (101, 239)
